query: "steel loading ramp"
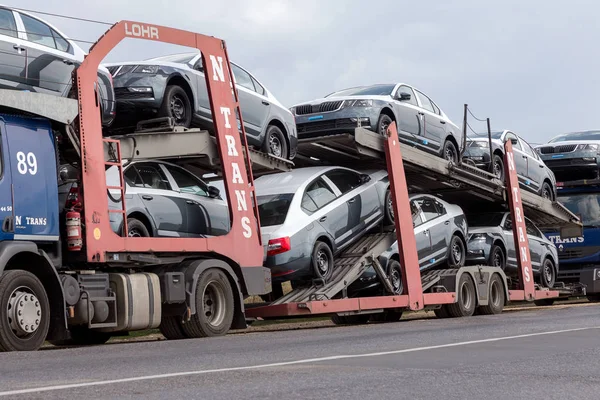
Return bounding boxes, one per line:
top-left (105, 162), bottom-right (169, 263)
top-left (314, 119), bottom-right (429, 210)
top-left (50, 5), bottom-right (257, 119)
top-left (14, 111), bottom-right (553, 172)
top-left (293, 128), bottom-right (581, 236)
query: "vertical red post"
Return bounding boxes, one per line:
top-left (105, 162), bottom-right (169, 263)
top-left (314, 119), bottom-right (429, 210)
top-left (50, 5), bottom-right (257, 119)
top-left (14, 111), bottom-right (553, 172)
top-left (384, 122), bottom-right (424, 310)
top-left (504, 140), bottom-right (535, 300)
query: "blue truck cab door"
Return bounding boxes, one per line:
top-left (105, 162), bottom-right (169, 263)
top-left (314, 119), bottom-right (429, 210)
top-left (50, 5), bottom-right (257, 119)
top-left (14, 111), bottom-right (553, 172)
top-left (0, 115), bottom-right (59, 241)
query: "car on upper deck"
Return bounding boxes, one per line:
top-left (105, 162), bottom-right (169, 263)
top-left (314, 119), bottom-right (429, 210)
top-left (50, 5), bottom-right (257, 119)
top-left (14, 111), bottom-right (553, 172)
top-left (102, 52), bottom-right (297, 160)
top-left (462, 129), bottom-right (557, 201)
top-left (0, 5), bottom-right (116, 127)
top-left (534, 130), bottom-right (600, 183)
top-left (290, 83), bottom-right (463, 163)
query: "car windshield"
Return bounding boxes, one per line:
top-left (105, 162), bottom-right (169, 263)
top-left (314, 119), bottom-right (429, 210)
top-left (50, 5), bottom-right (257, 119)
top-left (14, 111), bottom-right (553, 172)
top-left (257, 194), bottom-right (294, 227)
top-left (468, 131), bottom-right (504, 140)
top-left (548, 131), bottom-right (600, 143)
top-left (326, 84), bottom-right (396, 97)
top-left (147, 53), bottom-right (198, 64)
top-left (466, 212), bottom-right (505, 227)
top-left (558, 193), bottom-right (600, 227)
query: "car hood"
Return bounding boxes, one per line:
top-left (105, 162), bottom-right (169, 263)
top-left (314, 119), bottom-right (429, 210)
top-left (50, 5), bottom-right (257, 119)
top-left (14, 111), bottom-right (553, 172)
top-left (291, 94), bottom-right (392, 107)
top-left (467, 226), bottom-right (496, 236)
top-left (101, 60), bottom-right (190, 70)
top-left (537, 140), bottom-right (600, 147)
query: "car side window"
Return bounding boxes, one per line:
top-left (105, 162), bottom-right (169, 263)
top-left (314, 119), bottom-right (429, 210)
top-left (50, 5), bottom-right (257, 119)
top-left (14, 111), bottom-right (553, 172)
top-left (504, 132), bottom-right (522, 150)
top-left (231, 64), bottom-right (256, 92)
top-left (414, 90), bottom-right (436, 114)
top-left (521, 140), bottom-right (535, 157)
top-left (0, 9), bottom-right (18, 38)
top-left (128, 163), bottom-right (172, 190)
top-left (303, 178), bottom-right (337, 210)
top-left (410, 201), bottom-right (424, 227)
top-left (434, 199), bottom-right (446, 215)
top-left (525, 219), bottom-right (541, 238)
top-left (251, 76), bottom-right (266, 96)
top-left (20, 14), bottom-right (56, 49)
top-left (414, 197), bottom-right (440, 221)
top-left (324, 169), bottom-right (362, 195)
top-left (503, 215), bottom-right (512, 231)
top-left (397, 85), bottom-right (418, 106)
top-left (163, 165), bottom-right (208, 196)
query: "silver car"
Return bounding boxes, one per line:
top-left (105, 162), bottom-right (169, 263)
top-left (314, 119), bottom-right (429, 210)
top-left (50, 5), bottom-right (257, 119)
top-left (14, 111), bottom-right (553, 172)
top-left (255, 166), bottom-right (393, 288)
top-left (290, 83), bottom-right (463, 163)
top-left (465, 211), bottom-right (558, 288)
top-left (102, 52), bottom-right (298, 160)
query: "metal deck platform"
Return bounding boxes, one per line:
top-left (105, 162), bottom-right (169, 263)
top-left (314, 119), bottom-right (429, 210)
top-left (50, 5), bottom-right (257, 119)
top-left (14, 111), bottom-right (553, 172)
top-left (293, 128), bottom-right (582, 236)
top-left (0, 89), bottom-right (78, 124)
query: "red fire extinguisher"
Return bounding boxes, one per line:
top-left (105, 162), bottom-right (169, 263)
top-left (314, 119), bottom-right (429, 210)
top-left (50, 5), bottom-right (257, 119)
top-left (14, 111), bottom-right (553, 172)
top-left (66, 211), bottom-right (82, 251)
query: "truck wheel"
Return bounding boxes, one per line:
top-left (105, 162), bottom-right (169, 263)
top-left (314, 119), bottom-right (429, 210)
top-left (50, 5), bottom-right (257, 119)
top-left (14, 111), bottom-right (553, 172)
top-left (182, 268), bottom-right (234, 338)
top-left (434, 305), bottom-right (450, 318)
top-left (49, 326), bottom-right (111, 346)
top-left (477, 273), bottom-right (505, 315)
top-left (159, 315), bottom-right (188, 340)
top-left (446, 273), bottom-right (476, 317)
top-left (0, 270), bottom-right (50, 352)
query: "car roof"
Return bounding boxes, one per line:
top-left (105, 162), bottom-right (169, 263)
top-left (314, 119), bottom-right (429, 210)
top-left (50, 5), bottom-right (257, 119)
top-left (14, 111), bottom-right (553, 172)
top-left (254, 166), bottom-right (344, 195)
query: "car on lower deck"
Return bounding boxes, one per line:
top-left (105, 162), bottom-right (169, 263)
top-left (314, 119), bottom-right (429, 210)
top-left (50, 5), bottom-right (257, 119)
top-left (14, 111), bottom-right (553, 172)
top-left (290, 83), bottom-right (463, 163)
top-left (534, 130), bottom-right (600, 183)
top-left (102, 52), bottom-right (297, 160)
top-left (255, 166), bottom-right (393, 293)
top-left (464, 211), bottom-right (558, 288)
top-left (0, 6), bottom-right (116, 127)
top-left (462, 130), bottom-right (557, 201)
top-left (349, 194), bottom-right (468, 297)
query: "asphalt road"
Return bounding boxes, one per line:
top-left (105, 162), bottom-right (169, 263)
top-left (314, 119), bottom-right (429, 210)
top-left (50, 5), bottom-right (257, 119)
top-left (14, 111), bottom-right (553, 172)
top-left (1, 304), bottom-right (600, 399)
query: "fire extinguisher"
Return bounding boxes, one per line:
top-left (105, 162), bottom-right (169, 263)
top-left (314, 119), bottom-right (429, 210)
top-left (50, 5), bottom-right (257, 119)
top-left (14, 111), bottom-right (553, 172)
top-left (66, 211), bottom-right (82, 251)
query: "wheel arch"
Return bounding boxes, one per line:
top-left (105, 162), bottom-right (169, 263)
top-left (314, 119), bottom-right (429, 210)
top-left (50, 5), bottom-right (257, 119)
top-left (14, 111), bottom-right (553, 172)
top-left (315, 234), bottom-right (335, 254)
top-left (266, 118), bottom-right (290, 157)
top-left (444, 134), bottom-right (461, 155)
top-left (126, 211), bottom-right (155, 237)
top-left (166, 74), bottom-right (195, 109)
top-left (0, 242), bottom-right (68, 342)
top-left (380, 107), bottom-right (396, 122)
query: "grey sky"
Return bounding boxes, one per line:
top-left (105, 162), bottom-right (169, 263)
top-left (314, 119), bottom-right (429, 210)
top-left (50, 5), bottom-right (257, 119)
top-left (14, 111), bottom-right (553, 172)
top-left (9, 0), bottom-right (600, 144)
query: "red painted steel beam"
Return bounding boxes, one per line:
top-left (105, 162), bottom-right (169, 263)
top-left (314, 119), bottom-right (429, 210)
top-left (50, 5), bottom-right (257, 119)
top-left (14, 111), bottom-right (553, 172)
top-left (384, 122), bottom-right (424, 311)
top-left (75, 21), bottom-right (263, 267)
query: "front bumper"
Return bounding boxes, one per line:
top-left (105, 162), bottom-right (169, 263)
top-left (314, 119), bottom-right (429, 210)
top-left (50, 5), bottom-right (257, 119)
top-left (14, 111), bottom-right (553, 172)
top-left (462, 147), bottom-right (492, 170)
top-left (295, 107), bottom-right (380, 139)
top-left (540, 154), bottom-right (600, 181)
top-left (466, 237), bottom-right (491, 263)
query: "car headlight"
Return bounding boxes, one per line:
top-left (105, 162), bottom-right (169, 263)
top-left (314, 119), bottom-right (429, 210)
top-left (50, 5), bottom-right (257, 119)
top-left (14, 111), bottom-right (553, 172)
top-left (469, 233), bottom-right (487, 240)
top-left (576, 144), bottom-right (599, 151)
top-left (342, 99), bottom-right (373, 107)
top-left (133, 65), bottom-right (159, 74)
top-left (289, 106), bottom-right (296, 115)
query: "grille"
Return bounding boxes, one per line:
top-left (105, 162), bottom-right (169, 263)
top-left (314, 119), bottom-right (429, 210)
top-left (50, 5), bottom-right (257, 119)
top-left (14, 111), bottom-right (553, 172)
top-left (540, 144), bottom-right (578, 154)
top-left (295, 101), bottom-right (344, 115)
top-left (297, 118), bottom-right (365, 137)
top-left (114, 87), bottom-right (153, 100)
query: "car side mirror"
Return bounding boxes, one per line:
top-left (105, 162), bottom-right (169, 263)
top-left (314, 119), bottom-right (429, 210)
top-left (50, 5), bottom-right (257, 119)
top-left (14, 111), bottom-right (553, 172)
top-left (208, 186), bottom-right (220, 198)
top-left (359, 173), bottom-right (371, 184)
top-left (398, 92), bottom-right (411, 101)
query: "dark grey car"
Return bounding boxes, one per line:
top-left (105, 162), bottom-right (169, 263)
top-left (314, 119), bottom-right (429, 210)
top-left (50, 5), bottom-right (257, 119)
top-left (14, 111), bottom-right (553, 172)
top-left (102, 53), bottom-right (298, 160)
top-left (290, 83), bottom-right (463, 163)
top-left (255, 166), bottom-right (393, 289)
top-left (462, 130), bottom-right (557, 200)
top-left (0, 6), bottom-right (116, 127)
top-left (465, 211), bottom-right (558, 288)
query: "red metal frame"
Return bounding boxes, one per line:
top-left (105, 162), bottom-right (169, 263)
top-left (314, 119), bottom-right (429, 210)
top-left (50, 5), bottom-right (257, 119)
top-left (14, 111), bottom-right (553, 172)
top-left (75, 21), bottom-right (263, 267)
top-left (504, 140), bottom-right (559, 301)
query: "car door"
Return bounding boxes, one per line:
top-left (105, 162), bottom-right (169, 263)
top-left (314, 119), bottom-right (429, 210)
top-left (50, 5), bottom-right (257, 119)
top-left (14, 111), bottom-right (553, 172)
top-left (525, 218), bottom-right (543, 271)
top-left (161, 163), bottom-right (230, 237)
top-left (414, 89), bottom-right (446, 154)
top-left (0, 8), bottom-right (27, 89)
top-left (230, 63), bottom-right (271, 139)
top-left (16, 12), bottom-right (76, 95)
top-left (521, 139), bottom-right (545, 192)
top-left (413, 196), bottom-right (448, 267)
top-left (503, 131), bottom-right (530, 189)
top-left (301, 176), bottom-right (350, 251)
top-left (410, 200), bottom-right (433, 269)
top-left (124, 162), bottom-right (188, 237)
top-left (392, 85), bottom-right (422, 141)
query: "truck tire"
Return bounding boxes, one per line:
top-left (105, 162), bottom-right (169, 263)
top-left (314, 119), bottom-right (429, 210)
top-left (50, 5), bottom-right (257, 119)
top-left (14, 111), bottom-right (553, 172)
top-left (434, 305), bottom-right (450, 318)
top-left (49, 326), bottom-right (111, 346)
top-left (159, 315), bottom-right (188, 340)
top-left (446, 273), bottom-right (476, 318)
top-left (0, 270), bottom-right (50, 352)
top-left (181, 268), bottom-right (234, 338)
top-left (477, 273), bottom-right (505, 315)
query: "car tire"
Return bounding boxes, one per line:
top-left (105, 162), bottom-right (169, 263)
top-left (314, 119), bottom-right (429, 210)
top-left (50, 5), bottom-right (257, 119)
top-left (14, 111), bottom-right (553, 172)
top-left (383, 188), bottom-right (395, 226)
top-left (312, 241), bottom-right (334, 283)
top-left (0, 270), bottom-right (51, 352)
top-left (376, 114), bottom-right (393, 136)
top-left (442, 140), bottom-right (458, 164)
top-left (540, 257), bottom-right (556, 289)
top-left (477, 273), bottom-right (505, 315)
top-left (446, 273), bottom-right (476, 317)
top-left (387, 259), bottom-right (403, 295)
top-left (488, 244), bottom-right (506, 270)
top-left (127, 218), bottom-right (150, 238)
top-left (492, 153), bottom-right (505, 181)
top-left (447, 234), bottom-right (466, 268)
top-left (262, 124), bottom-right (289, 159)
top-left (540, 181), bottom-right (555, 201)
top-left (159, 85), bottom-right (193, 128)
top-left (181, 268), bottom-right (235, 338)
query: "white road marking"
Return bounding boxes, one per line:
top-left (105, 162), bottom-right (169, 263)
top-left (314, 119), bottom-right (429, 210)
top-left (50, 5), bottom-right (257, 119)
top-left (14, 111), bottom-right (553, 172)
top-left (1, 325), bottom-right (598, 397)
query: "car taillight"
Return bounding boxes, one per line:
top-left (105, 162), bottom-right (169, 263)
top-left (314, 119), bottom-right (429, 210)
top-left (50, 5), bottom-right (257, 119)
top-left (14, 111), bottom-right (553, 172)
top-left (267, 237), bottom-right (291, 256)
top-left (66, 184), bottom-right (82, 211)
